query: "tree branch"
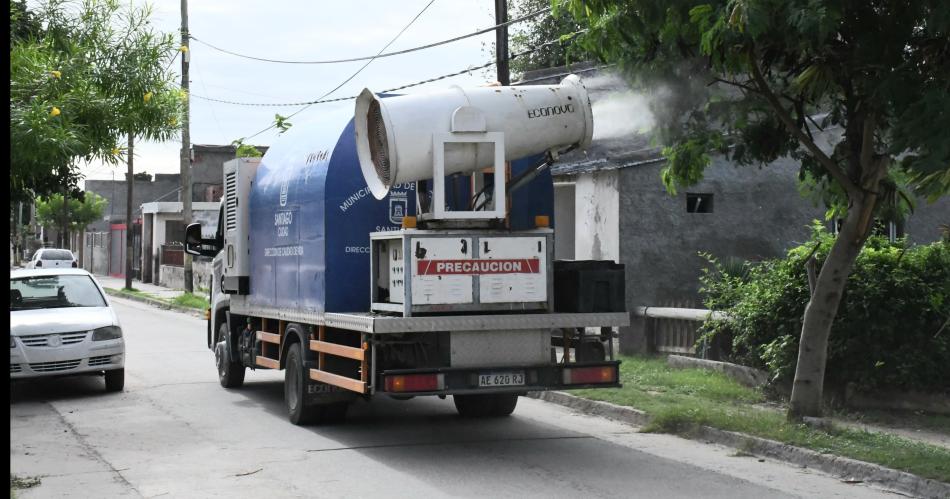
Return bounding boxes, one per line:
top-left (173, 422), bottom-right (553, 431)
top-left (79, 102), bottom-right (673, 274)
top-left (748, 54), bottom-right (861, 198)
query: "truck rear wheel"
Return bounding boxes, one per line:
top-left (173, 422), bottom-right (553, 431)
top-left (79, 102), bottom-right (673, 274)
top-left (285, 342), bottom-right (351, 425)
top-left (216, 322), bottom-right (245, 388)
top-left (453, 393), bottom-right (519, 418)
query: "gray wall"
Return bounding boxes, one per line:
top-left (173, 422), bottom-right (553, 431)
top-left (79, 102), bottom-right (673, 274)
top-left (191, 144), bottom-right (268, 202)
top-left (159, 261), bottom-right (213, 291)
top-left (905, 196), bottom-right (950, 244)
top-left (84, 174), bottom-right (181, 233)
top-left (617, 156), bottom-right (825, 309)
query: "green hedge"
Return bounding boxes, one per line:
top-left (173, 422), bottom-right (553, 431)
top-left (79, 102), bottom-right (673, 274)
top-left (700, 224), bottom-right (950, 394)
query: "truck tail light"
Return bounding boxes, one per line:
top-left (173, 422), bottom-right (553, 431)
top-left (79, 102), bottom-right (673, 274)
top-left (562, 366), bottom-right (617, 385)
top-left (385, 373), bottom-right (444, 393)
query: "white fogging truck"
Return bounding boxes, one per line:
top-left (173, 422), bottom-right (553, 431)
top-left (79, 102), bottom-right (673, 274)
top-left (185, 75), bottom-right (629, 424)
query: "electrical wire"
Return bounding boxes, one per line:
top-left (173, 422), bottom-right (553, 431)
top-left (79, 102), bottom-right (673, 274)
top-left (190, 32), bottom-right (587, 109)
top-left (189, 6), bottom-right (550, 65)
top-left (239, 0), bottom-right (437, 141)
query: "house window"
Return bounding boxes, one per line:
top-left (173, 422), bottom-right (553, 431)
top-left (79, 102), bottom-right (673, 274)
top-left (687, 193), bottom-right (714, 213)
top-left (165, 220), bottom-right (186, 245)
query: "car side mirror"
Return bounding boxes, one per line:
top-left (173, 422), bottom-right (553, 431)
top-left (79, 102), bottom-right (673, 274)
top-left (184, 223), bottom-right (220, 258)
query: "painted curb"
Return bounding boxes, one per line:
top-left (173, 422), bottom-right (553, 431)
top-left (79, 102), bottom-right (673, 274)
top-left (527, 390), bottom-right (949, 499)
top-left (103, 288), bottom-right (206, 319)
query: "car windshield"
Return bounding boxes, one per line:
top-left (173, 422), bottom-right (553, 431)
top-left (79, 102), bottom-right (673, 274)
top-left (41, 249), bottom-right (74, 260)
top-left (10, 275), bottom-right (107, 310)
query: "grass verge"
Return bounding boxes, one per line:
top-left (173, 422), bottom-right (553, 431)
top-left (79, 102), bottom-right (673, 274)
top-left (170, 292), bottom-right (210, 310)
top-left (106, 287), bottom-right (208, 311)
top-left (10, 474), bottom-right (41, 491)
top-left (571, 355), bottom-right (950, 482)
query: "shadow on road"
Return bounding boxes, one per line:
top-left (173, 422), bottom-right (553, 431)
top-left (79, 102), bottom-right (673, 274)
top-left (223, 377), bottom-right (741, 498)
top-left (10, 374), bottom-right (118, 403)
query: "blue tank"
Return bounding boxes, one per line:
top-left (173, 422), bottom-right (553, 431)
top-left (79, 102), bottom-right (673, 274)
top-left (247, 101), bottom-right (554, 314)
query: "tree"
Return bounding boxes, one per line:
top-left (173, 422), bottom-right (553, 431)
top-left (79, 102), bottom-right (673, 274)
top-left (35, 192), bottom-right (107, 264)
top-left (231, 139), bottom-right (263, 158)
top-left (10, 0), bottom-right (182, 205)
top-left (564, 0), bottom-right (950, 418)
top-left (509, 0), bottom-right (597, 77)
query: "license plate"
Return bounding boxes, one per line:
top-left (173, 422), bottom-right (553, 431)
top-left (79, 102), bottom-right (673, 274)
top-left (478, 371), bottom-right (525, 387)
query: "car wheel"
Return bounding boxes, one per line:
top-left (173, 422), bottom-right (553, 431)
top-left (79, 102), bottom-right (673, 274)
top-left (105, 368), bottom-right (125, 392)
top-left (215, 322), bottom-right (245, 388)
top-left (453, 393), bottom-right (519, 418)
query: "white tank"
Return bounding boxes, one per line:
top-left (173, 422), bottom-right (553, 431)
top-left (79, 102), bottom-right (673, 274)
top-left (354, 75), bottom-right (593, 200)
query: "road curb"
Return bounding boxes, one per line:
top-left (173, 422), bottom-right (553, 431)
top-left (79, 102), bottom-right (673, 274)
top-left (103, 288), bottom-right (206, 319)
top-left (527, 390), bottom-right (949, 499)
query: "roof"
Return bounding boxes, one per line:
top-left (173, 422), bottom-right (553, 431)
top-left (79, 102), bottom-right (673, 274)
top-left (11, 268), bottom-right (92, 279)
top-left (193, 144), bottom-right (270, 154)
top-left (140, 201), bottom-right (220, 214)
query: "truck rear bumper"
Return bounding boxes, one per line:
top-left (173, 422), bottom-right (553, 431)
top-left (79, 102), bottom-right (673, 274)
top-left (379, 360), bottom-right (621, 396)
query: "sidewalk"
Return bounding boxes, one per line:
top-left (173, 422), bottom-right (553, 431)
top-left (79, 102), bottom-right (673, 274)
top-left (92, 273), bottom-right (207, 318)
top-left (93, 274), bottom-right (187, 301)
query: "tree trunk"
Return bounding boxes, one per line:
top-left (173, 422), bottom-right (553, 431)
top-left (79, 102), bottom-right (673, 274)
top-left (61, 183), bottom-right (69, 249)
top-left (787, 193), bottom-right (875, 419)
top-left (125, 134), bottom-right (134, 290)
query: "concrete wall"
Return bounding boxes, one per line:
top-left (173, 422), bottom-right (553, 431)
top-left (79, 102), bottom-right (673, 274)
top-left (575, 170), bottom-right (620, 263)
top-left (617, 156), bottom-right (825, 309)
top-left (553, 183), bottom-right (576, 260)
top-left (905, 196), bottom-right (950, 244)
top-left (191, 144), bottom-right (268, 202)
top-left (84, 174), bottom-right (180, 233)
top-left (159, 260), bottom-right (213, 291)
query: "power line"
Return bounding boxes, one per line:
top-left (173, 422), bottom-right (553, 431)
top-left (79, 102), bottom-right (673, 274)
top-left (240, 0), bottom-right (437, 141)
top-left (188, 6), bottom-right (550, 65)
top-left (190, 32), bottom-right (586, 109)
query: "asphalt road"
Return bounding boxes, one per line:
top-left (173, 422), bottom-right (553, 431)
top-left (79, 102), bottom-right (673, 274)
top-left (11, 298), bottom-right (895, 498)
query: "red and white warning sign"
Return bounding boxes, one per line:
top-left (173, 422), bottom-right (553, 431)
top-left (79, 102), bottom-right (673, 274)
top-left (417, 258), bottom-right (541, 275)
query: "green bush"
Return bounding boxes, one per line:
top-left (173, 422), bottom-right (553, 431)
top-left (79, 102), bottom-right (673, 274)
top-left (700, 222), bottom-right (950, 394)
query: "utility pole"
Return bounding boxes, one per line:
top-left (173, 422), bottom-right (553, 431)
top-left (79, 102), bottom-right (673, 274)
top-left (15, 202), bottom-right (23, 266)
top-left (125, 133), bottom-right (134, 290)
top-left (494, 0), bottom-right (510, 85)
top-left (180, 0), bottom-right (194, 293)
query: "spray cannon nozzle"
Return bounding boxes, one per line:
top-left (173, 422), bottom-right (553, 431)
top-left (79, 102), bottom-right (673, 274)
top-left (354, 75), bottom-right (593, 200)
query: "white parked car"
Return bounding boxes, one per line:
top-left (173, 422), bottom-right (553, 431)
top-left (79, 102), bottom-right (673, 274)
top-left (10, 268), bottom-right (125, 391)
top-left (25, 248), bottom-right (79, 269)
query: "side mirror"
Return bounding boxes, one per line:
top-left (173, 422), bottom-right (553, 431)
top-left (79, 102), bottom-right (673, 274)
top-left (184, 223), bottom-right (220, 258)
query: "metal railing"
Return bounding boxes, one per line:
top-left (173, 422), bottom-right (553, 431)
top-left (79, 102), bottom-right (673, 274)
top-left (633, 306), bottom-right (729, 358)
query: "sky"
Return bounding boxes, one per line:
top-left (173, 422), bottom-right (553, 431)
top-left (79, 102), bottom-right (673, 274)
top-left (79, 1), bottom-right (513, 185)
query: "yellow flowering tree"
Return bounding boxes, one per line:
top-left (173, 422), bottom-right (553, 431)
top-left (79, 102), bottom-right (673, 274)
top-left (9, 0), bottom-right (182, 203)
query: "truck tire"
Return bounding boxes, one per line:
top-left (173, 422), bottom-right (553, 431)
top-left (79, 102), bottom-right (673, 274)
top-left (216, 322), bottom-right (245, 388)
top-left (104, 368), bottom-right (124, 392)
top-left (285, 342), bottom-right (321, 425)
top-left (453, 393), bottom-right (519, 418)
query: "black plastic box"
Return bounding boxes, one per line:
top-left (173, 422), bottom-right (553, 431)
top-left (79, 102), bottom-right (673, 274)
top-left (553, 260), bottom-right (626, 313)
